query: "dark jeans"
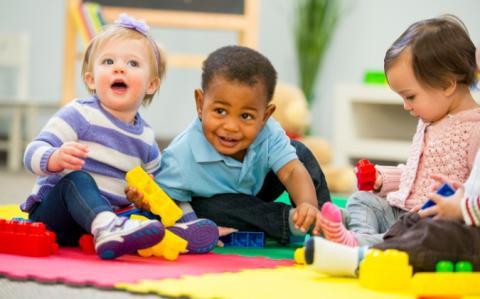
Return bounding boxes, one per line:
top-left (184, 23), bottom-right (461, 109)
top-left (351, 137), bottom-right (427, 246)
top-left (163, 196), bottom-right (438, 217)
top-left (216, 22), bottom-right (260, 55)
top-left (29, 171), bottom-right (113, 246)
top-left (373, 212), bottom-right (480, 272)
top-left (191, 140), bottom-right (331, 244)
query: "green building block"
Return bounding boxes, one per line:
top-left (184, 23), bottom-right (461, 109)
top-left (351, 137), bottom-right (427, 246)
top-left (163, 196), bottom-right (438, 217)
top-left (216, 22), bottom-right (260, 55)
top-left (455, 261), bottom-right (473, 272)
top-left (436, 261), bottom-right (454, 272)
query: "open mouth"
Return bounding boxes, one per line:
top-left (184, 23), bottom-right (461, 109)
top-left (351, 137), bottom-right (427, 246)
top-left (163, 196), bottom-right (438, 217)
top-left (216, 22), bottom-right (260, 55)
top-left (218, 136), bottom-right (239, 147)
top-left (111, 80), bottom-right (128, 92)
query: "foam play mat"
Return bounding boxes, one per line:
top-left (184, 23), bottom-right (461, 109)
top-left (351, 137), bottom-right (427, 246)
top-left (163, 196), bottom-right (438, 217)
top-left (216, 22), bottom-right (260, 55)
top-left (2, 203), bottom-right (480, 299)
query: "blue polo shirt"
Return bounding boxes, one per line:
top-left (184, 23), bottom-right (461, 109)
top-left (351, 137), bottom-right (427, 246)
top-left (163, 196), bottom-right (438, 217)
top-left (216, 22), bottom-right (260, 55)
top-left (155, 117), bottom-right (297, 202)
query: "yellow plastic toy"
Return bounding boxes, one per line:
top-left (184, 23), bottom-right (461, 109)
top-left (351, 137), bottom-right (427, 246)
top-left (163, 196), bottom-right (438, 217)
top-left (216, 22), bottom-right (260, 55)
top-left (130, 214), bottom-right (188, 261)
top-left (125, 166), bottom-right (183, 227)
top-left (359, 249), bottom-right (480, 296)
top-left (294, 247), bottom-right (306, 265)
top-left (358, 249), bottom-right (412, 293)
top-left (411, 272), bottom-right (480, 296)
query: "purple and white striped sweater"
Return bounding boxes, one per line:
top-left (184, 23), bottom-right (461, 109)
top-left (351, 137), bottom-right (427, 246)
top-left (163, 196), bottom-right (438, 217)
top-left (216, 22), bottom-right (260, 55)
top-left (21, 96), bottom-right (161, 212)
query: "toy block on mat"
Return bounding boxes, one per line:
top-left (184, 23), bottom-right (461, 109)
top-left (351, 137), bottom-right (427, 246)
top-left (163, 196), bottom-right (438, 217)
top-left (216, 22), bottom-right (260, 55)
top-left (131, 214), bottom-right (187, 260)
top-left (359, 249), bottom-right (412, 292)
top-left (138, 230), bottom-right (188, 261)
top-left (0, 219), bottom-right (58, 256)
top-left (220, 231), bottom-right (265, 248)
top-left (126, 166), bottom-right (182, 226)
top-left (412, 272), bottom-right (480, 296)
top-left (79, 234), bottom-right (95, 254)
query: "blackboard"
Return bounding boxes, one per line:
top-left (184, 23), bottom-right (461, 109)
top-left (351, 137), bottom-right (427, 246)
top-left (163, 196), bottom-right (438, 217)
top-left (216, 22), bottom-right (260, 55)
top-left (92, 0), bottom-right (244, 15)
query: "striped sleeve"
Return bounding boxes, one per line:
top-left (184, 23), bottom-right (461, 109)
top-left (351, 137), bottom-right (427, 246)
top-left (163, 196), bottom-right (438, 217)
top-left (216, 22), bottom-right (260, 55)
top-left (23, 103), bottom-right (83, 176)
top-left (462, 150), bottom-right (480, 226)
top-left (461, 195), bottom-right (480, 226)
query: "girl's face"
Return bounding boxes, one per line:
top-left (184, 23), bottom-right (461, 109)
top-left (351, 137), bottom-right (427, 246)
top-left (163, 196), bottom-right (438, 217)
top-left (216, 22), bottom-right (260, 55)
top-left (386, 49), bottom-right (455, 124)
top-left (195, 76), bottom-right (275, 161)
top-left (84, 38), bottom-right (159, 123)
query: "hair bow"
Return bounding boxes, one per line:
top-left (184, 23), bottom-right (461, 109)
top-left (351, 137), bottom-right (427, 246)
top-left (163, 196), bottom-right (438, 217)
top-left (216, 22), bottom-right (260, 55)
top-left (115, 13), bottom-right (150, 35)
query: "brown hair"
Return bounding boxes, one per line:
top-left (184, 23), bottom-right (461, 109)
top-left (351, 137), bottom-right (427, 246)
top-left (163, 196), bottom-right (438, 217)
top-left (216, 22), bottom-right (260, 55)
top-left (81, 25), bottom-right (166, 105)
top-left (384, 15), bottom-right (476, 89)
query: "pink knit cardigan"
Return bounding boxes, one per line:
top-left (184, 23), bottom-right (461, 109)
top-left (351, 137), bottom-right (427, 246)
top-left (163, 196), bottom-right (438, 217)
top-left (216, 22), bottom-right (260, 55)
top-left (376, 108), bottom-right (480, 210)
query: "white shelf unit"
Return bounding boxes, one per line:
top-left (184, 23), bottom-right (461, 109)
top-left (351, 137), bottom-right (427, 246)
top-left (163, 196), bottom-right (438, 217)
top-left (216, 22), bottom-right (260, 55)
top-left (333, 84), bottom-right (417, 166)
top-left (333, 85), bottom-right (480, 166)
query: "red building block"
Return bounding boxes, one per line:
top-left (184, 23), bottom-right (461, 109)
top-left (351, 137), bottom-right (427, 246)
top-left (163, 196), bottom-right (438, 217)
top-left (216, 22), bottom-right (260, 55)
top-left (79, 234), bottom-right (95, 255)
top-left (0, 219), bottom-right (58, 257)
top-left (355, 159), bottom-right (377, 191)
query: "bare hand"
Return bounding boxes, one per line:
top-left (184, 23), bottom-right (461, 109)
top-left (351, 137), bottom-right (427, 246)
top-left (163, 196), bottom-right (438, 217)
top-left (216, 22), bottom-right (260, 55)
top-left (418, 188), bottom-right (464, 221)
top-left (216, 226), bottom-right (238, 247)
top-left (293, 203), bottom-right (321, 235)
top-left (409, 204), bottom-right (422, 213)
top-left (124, 186), bottom-right (150, 211)
top-left (48, 142), bottom-right (88, 172)
top-left (373, 171), bottom-right (383, 191)
top-left (429, 174), bottom-right (462, 192)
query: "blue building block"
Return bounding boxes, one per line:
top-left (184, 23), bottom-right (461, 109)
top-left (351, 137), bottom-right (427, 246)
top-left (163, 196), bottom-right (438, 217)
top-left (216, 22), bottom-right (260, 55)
top-left (220, 231), bottom-right (265, 248)
top-left (421, 183), bottom-right (455, 212)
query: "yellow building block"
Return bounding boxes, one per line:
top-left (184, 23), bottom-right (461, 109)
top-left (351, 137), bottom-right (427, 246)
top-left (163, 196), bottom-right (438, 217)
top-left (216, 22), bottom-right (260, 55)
top-left (411, 272), bottom-right (480, 296)
top-left (294, 247), bottom-right (306, 265)
top-left (126, 166), bottom-right (183, 226)
top-left (138, 230), bottom-right (188, 261)
top-left (359, 249), bottom-right (412, 293)
top-left (130, 214), bottom-right (188, 261)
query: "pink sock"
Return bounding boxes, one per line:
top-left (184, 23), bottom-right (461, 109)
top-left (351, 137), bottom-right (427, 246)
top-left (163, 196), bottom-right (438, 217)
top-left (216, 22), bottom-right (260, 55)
top-left (319, 202), bottom-right (358, 247)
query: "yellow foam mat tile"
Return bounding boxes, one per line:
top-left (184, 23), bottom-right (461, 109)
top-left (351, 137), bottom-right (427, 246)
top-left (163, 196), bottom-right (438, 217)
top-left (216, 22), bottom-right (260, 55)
top-left (116, 266), bottom-right (415, 299)
top-left (0, 204), bottom-right (27, 220)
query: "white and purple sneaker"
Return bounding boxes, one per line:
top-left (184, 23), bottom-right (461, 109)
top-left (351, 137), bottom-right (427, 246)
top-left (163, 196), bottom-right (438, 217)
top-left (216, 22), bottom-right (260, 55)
top-left (167, 219), bottom-right (218, 253)
top-left (94, 217), bottom-right (165, 259)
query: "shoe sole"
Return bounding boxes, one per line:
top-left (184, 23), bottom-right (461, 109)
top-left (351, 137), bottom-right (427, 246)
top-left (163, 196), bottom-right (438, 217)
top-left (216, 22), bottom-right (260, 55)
top-left (96, 221), bottom-right (165, 259)
top-left (168, 219), bottom-right (219, 253)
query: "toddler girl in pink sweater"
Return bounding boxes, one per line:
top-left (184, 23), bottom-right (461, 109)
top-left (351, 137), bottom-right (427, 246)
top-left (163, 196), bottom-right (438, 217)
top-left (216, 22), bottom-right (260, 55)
top-left (320, 15), bottom-right (480, 247)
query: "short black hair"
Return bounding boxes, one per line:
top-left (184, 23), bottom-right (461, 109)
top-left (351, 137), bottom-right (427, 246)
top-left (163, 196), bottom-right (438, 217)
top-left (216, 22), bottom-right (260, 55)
top-left (201, 45), bottom-right (277, 102)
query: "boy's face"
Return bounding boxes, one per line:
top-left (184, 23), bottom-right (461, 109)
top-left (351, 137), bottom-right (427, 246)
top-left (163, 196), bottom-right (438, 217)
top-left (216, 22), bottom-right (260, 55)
top-left (84, 38), bottom-right (159, 123)
top-left (195, 76), bottom-right (275, 161)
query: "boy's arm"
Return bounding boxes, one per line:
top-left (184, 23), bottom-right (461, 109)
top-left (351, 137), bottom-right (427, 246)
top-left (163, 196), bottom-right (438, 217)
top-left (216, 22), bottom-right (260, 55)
top-left (277, 159), bottom-right (322, 234)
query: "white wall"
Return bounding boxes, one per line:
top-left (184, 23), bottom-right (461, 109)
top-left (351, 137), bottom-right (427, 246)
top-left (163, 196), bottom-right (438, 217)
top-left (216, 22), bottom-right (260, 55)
top-left (0, 0), bottom-right (478, 141)
top-left (308, 0), bottom-right (480, 139)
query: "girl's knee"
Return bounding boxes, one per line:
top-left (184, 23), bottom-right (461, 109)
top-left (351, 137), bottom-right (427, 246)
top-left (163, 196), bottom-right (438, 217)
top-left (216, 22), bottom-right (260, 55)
top-left (347, 191), bottom-right (385, 209)
top-left (64, 170), bottom-right (95, 185)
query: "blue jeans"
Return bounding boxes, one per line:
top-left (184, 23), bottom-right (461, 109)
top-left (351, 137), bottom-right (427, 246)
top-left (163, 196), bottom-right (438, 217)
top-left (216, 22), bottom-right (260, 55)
top-left (29, 171), bottom-right (113, 246)
top-left (345, 191), bottom-right (405, 246)
top-left (191, 140), bottom-right (331, 244)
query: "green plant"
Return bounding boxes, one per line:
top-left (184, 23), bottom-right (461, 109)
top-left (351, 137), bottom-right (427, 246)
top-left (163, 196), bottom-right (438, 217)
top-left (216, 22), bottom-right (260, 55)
top-left (295, 0), bottom-right (340, 106)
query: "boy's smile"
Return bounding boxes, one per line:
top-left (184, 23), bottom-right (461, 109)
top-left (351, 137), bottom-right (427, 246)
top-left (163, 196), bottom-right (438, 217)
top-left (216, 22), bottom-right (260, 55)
top-left (195, 76), bottom-right (275, 161)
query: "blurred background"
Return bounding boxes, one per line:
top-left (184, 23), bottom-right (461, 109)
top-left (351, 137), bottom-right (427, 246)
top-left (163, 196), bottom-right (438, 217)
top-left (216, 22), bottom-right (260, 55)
top-left (0, 0), bottom-right (479, 203)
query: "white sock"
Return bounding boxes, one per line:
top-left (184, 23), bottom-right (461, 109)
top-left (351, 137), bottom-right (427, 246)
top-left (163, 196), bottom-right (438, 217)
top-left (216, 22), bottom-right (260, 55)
top-left (91, 211), bottom-right (117, 236)
top-left (305, 236), bottom-right (367, 277)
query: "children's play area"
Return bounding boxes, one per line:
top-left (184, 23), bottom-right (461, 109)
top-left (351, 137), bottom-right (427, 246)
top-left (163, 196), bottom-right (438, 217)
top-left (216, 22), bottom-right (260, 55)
top-left (1, 0), bottom-right (480, 298)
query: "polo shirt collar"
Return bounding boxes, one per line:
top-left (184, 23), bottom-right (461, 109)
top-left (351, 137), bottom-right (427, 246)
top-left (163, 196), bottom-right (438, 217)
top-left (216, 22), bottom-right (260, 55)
top-left (189, 117), bottom-right (270, 166)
